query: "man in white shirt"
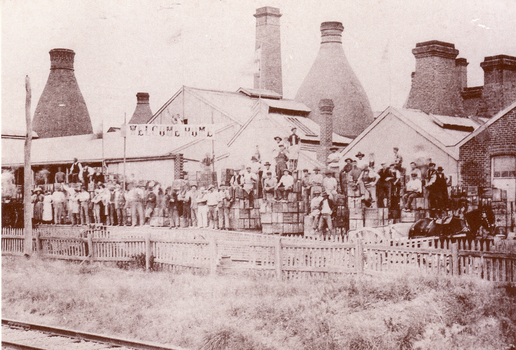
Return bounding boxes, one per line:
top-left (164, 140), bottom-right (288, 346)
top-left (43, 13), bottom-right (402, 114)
top-left (243, 166), bottom-right (258, 208)
top-left (77, 186), bottom-right (90, 225)
top-left (318, 192), bottom-right (334, 236)
top-left (310, 167), bottom-right (324, 197)
top-left (322, 171), bottom-right (338, 200)
top-left (409, 161), bottom-right (422, 180)
top-left (263, 172), bottom-right (277, 201)
top-left (52, 188), bottom-right (66, 224)
top-left (206, 185), bottom-right (219, 229)
top-left (275, 169), bottom-right (294, 201)
top-left (310, 190), bottom-right (323, 231)
top-left (402, 173), bottom-right (422, 211)
top-left (327, 147), bottom-right (341, 175)
top-left (355, 152), bottom-right (368, 171)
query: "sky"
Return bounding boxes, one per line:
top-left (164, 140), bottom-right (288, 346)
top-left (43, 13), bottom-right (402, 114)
top-left (2, 0), bottom-right (516, 133)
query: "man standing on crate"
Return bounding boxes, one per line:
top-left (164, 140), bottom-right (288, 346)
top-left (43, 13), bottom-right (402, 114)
top-left (243, 166), bottom-right (258, 208)
top-left (287, 127), bottom-right (301, 171)
top-left (310, 167), bottom-right (323, 198)
top-left (301, 169), bottom-right (311, 214)
top-left (318, 192), bottom-right (334, 236)
top-left (275, 144), bottom-right (289, 180)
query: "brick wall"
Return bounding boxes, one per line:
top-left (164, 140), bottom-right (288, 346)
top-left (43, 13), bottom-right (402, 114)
top-left (460, 106), bottom-right (516, 187)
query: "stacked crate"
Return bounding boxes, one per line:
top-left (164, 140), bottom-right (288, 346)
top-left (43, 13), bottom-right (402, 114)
top-left (260, 200), bottom-right (305, 235)
top-left (228, 198), bottom-right (261, 230)
top-left (400, 209), bottom-right (426, 223)
top-left (220, 169), bottom-right (234, 186)
top-left (364, 208), bottom-right (389, 227)
top-left (196, 171), bottom-right (217, 188)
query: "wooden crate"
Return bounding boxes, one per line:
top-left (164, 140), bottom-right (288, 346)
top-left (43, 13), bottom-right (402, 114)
top-left (401, 210), bottom-right (417, 223)
top-left (349, 219), bottom-right (364, 230)
top-left (349, 208), bottom-right (363, 220)
top-left (348, 197), bottom-right (362, 208)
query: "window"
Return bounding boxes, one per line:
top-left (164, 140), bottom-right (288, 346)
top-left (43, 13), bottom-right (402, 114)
top-left (493, 156), bottom-right (516, 178)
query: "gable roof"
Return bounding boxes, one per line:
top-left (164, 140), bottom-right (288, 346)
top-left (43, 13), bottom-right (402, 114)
top-left (457, 100), bottom-right (516, 148)
top-left (342, 106), bottom-right (480, 160)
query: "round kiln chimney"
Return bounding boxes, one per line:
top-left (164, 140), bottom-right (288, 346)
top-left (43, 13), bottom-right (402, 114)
top-left (295, 22), bottom-right (373, 138)
top-left (33, 48), bottom-right (93, 138)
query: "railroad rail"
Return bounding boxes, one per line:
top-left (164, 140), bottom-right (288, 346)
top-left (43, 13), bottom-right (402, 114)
top-left (2, 319), bottom-right (187, 350)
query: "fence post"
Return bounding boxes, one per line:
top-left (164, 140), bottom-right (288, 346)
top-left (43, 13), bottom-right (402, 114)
top-left (451, 242), bottom-right (459, 276)
top-left (210, 234), bottom-right (218, 276)
top-left (35, 229), bottom-right (41, 255)
top-left (356, 239), bottom-right (364, 275)
top-left (87, 232), bottom-right (93, 263)
top-left (145, 231), bottom-right (151, 271)
top-left (275, 236), bottom-right (283, 280)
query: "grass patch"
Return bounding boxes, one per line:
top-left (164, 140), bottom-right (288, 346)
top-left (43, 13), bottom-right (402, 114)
top-left (2, 256), bottom-right (516, 349)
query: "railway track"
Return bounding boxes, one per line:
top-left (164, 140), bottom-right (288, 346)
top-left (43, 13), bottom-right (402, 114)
top-left (2, 319), bottom-right (187, 350)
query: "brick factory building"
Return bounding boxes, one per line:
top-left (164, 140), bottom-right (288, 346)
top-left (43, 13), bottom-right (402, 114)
top-left (458, 102), bottom-right (516, 201)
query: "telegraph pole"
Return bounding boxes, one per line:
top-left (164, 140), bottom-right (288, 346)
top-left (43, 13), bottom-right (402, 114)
top-left (23, 75), bottom-right (32, 257)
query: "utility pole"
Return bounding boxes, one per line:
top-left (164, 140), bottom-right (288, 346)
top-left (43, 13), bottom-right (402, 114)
top-left (23, 75), bottom-right (32, 257)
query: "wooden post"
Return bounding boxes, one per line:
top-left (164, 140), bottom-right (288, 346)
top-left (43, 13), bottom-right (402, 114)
top-left (35, 230), bottom-right (41, 255)
top-left (275, 236), bottom-right (282, 280)
top-left (451, 242), bottom-right (459, 276)
top-left (356, 239), bottom-right (364, 275)
top-left (23, 75), bottom-right (33, 257)
top-left (87, 233), bottom-right (93, 263)
top-left (145, 231), bottom-right (151, 271)
top-left (210, 234), bottom-right (218, 276)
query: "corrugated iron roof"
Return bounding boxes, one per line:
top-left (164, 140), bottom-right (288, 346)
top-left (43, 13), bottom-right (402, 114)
top-left (237, 87), bottom-right (282, 99)
top-left (268, 113), bottom-right (352, 144)
top-left (1, 131), bottom-right (191, 166)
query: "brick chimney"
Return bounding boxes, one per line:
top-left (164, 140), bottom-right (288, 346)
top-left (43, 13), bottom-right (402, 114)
top-left (253, 6), bottom-right (283, 96)
top-left (480, 55), bottom-right (516, 117)
top-left (33, 48), bottom-right (93, 138)
top-left (295, 22), bottom-right (373, 138)
top-left (405, 40), bottom-right (465, 117)
top-left (456, 57), bottom-right (468, 91)
top-left (129, 92), bottom-right (153, 124)
top-left (317, 99), bottom-right (334, 165)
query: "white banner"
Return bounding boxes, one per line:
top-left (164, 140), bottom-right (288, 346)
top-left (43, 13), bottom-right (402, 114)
top-left (127, 124), bottom-right (215, 139)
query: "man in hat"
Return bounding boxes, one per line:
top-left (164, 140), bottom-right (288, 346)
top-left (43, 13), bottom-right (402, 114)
top-left (275, 144), bottom-right (289, 180)
top-left (206, 185), bottom-right (219, 229)
top-left (263, 171), bottom-right (277, 201)
top-left (287, 127), bottom-right (301, 171)
top-left (78, 186), bottom-right (91, 225)
top-left (323, 170), bottom-right (338, 200)
top-left (310, 189), bottom-right (323, 231)
top-left (318, 191), bottom-right (334, 236)
top-left (52, 187), bottom-right (66, 225)
top-left (243, 165), bottom-right (258, 208)
top-left (402, 172), bottom-right (422, 211)
top-left (301, 169), bottom-right (311, 213)
top-left (261, 161), bottom-right (272, 196)
top-left (376, 162), bottom-right (391, 208)
top-left (339, 158), bottom-right (353, 196)
top-left (310, 167), bottom-right (323, 197)
top-left (275, 169), bottom-right (294, 201)
top-left (69, 158), bottom-right (83, 183)
top-left (355, 152), bottom-right (368, 170)
top-left (393, 147), bottom-right (403, 171)
top-left (426, 165), bottom-right (448, 215)
top-left (327, 146), bottom-right (341, 175)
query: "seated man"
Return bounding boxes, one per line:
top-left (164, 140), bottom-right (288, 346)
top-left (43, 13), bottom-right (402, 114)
top-left (402, 172), bottom-right (422, 211)
top-left (263, 171), bottom-right (277, 201)
top-left (275, 169), bottom-right (294, 201)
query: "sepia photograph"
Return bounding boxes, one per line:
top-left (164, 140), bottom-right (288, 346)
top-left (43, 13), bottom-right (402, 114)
top-left (2, 0), bottom-right (516, 349)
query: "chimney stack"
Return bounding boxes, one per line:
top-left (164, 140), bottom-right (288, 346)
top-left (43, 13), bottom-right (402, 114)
top-left (295, 22), bottom-right (373, 138)
top-left (33, 48), bottom-right (93, 138)
top-left (456, 58), bottom-right (468, 91)
top-left (253, 6), bottom-right (283, 96)
top-left (405, 40), bottom-right (465, 117)
top-left (129, 92), bottom-right (153, 124)
top-left (317, 99), bottom-right (334, 165)
top-left (480, 55), bottom-right (516, 117)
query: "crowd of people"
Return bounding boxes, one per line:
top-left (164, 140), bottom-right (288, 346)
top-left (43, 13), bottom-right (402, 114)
top-left (29, 142), bottom-right (452, 234)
